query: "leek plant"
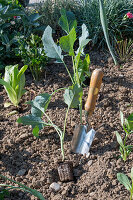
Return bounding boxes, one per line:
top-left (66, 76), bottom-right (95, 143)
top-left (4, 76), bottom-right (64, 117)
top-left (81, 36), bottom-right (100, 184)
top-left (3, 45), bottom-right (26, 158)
top-left (99, 0), bottom-right (118, 65)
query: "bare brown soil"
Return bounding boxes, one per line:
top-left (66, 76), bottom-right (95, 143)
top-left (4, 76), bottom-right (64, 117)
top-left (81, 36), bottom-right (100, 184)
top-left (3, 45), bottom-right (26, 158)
top-left (0, 50), bottom-right (133, 200)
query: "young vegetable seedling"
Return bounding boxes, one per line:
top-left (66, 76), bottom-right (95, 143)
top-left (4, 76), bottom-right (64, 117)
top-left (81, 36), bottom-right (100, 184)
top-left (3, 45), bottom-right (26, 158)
top-left (42, 9), bottom-right (91, 124)
top-left (117, 167), bottom-right (133, 200)
top-left (115, 111), bottom-right (133, 161)
top-left (0, 64), bottom-right (28, 107)
top-left (17, 87), bottom-right (80, 161)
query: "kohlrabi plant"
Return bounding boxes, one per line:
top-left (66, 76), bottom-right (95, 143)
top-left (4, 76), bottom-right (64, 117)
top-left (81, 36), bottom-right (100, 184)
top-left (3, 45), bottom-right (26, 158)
top-left (115, 111), bottom-right (133, 161)
top-left (0, 174), bottom-right (45, 200)
top-left (17, 87), bottom-right (81, 160)
top-left (117, 167), bottom-right (133, 200)
top-left (42, 9), bottom-right (91, 123)
top-left (0, 64), bottom-right (28, 106)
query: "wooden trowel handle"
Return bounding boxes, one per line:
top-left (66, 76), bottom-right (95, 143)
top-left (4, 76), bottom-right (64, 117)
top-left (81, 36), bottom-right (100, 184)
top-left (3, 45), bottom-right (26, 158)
top-left (85, 69), bottom-right (103, 116)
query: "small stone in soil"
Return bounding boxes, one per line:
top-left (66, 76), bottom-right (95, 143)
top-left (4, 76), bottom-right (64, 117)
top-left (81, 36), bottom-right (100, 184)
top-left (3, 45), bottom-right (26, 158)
top-left (50, 182), bottom-right (61, 192)
top-left (89, 192), bottom-right (95, 196)
top-left (17, 169), bottom-right (26, 176)
top-left (88, 160), bottom-right (93, 167)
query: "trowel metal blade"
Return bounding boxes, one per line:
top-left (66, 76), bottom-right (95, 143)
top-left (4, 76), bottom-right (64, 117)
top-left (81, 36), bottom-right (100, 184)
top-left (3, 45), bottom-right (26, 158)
top-left (71, 125), bottom-right (96, 155)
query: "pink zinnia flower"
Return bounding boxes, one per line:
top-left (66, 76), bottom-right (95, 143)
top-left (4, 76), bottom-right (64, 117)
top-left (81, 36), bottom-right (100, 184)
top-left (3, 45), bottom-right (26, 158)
top-left (126, 12), bottom-right (133, 19)
top-left (13, 16), bottom-right (17, 19)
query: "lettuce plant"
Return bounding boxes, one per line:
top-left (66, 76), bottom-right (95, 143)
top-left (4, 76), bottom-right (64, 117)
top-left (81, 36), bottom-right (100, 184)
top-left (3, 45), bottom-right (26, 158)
top-left (0, 174), bottom-right (45, 200)
top-left (115, 111), bottom-right (133, 161)
top-left (0, 64), bottom-right (28, 106)
top-left (117, 167), bottom-right (133, 200)
top-left (42, 9), bottom-right (91, 123)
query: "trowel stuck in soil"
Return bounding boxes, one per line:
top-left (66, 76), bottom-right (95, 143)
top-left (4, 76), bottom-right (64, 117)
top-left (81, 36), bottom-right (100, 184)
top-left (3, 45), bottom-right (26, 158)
top-left (71, 69), bottom-right (103, 155)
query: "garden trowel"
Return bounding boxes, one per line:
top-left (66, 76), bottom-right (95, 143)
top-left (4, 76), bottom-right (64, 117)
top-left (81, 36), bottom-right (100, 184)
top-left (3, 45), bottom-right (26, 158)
top-left (71, 69), bottom-right (103, 155)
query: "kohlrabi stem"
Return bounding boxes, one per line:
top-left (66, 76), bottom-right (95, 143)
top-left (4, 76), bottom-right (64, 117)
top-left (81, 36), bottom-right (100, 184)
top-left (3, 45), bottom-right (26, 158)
top-left (60, 137), bottom-right (64, 161)
top-left (51, 87), bottom-right (67, 96)
top-left (60, 106), bottom-right (70, 161)
top-left (63, 61), bottom-right (74, 84)
top-left (44, 112), bottom-right (66, 160)
top-left (99, 0), bottom-right (118, 65)
top-left (72, 56), bottom-right (76, 82)
top-left (43, 113), bottom-right (62, 137)
top-left (63, 106), bottom-right (70, 139)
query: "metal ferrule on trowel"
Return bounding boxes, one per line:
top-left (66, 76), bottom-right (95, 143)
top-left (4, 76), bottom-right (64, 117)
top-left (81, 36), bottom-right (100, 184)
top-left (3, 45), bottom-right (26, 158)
top-left (71, 69), bottom-right (103, 155)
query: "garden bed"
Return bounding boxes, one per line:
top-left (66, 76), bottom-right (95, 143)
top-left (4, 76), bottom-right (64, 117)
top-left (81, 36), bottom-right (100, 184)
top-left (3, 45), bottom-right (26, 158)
top-left (0, 50), bottom-right (133, 200)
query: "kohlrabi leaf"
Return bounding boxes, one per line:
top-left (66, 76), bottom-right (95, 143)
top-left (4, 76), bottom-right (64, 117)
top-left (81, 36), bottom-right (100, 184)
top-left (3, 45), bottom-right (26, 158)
top-left (64, 84), bottom-right (83, 108)
top-left (17, 114), bottom-right (44, 131)
top-left (28, 93), bottom-right (51, 117)
top-left (117, 173), bottom-right (131, 191)
top-left (58, 9), bottom-right (77, 34)
top-left (59, 27), bottom-right (76, 56)
top-left (76, 24), bottom-right (91, 55)
top-left (42, 26), bottom-right (63, 62)
top-left (77, 54), bottom-right (91, 84)
top-left (115, 131), bottom-right (124, 148)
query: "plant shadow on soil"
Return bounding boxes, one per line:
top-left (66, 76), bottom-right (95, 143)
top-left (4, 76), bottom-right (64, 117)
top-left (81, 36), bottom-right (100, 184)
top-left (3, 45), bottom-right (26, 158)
top-left (104, 75), bottom-right (133, 89)
top-left (3, 191), bottom-right (31, 200)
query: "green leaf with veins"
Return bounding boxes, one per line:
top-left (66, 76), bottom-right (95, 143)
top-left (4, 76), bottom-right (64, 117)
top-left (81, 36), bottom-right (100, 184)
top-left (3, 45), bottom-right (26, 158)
top-left (59, 27), bottom-right (76, 56)
top-left (76, 24), bottom-right (91, 55)
top-left (17, 114), bottom-right (44, 131)
top-left (58, 9), bottom-right (77, 34)
top-left (64, 84), bottom-right (83, 108)
top-left (27, 93), bottom-right (51, 117)
top-left (78, 54), bottom-right (91, 84)
top-left (117, 173), bottom-right (131, 191)
top-left (42, 25), bottom-right (63, 62)
top-left (115, 131), bottom-right (124, 148)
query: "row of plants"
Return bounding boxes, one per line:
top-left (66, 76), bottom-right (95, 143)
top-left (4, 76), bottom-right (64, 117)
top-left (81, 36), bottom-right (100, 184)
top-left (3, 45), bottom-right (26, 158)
top-left (0, 0), bottom-right (133, 76)
top-left (36, 0), bottom-right (133, 45)
top-left (0, 0), bottom-right (133, 199)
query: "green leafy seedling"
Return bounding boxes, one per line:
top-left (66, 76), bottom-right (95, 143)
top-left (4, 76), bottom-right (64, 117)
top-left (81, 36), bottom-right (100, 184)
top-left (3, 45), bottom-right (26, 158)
top-left (117, 167), bottom-right (133, 200)
top-left (18, 87), bottom-right (81, 160)
top-left (0, 174), bottom-right (45, 200)
top-left (0, 64), bottom-right (28, 106)
top-left (42, 9), bottom-right (91, 124)
top-left (115, 111), bottom-right (133, 161)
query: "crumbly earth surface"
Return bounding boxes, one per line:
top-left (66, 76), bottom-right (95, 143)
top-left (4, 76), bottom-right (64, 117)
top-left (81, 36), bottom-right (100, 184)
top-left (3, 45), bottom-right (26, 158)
top-left (0, 50), bottom-right (133, 200)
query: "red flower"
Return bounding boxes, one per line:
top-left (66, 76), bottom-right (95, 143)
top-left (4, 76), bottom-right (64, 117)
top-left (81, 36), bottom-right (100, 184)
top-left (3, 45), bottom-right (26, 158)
top-left (13, 16), bottom-right (17, 19)
top-left (126, 12), bottom-right (133, 19)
